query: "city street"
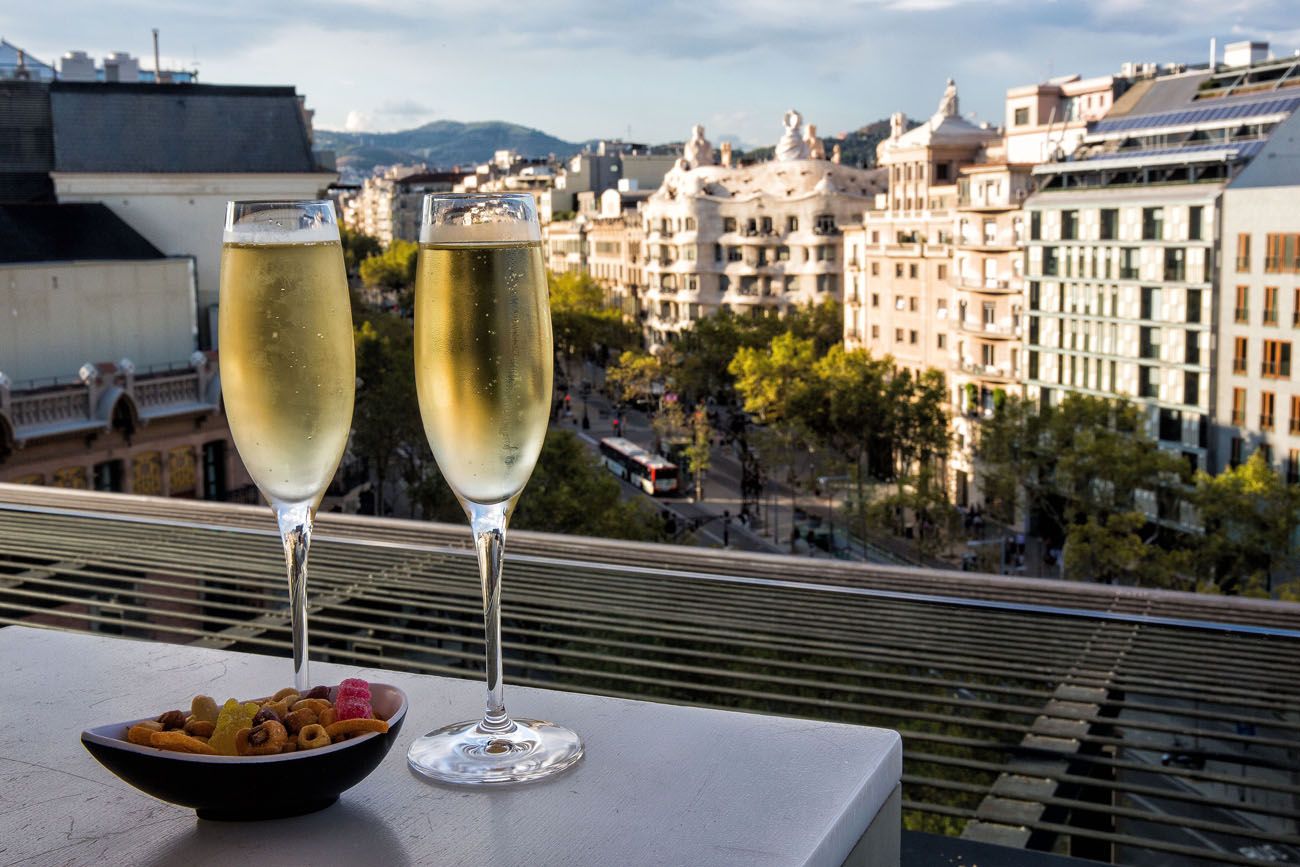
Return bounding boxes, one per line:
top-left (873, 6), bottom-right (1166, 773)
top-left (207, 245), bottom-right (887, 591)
top-left (552, 381), bottom-right (907, 565)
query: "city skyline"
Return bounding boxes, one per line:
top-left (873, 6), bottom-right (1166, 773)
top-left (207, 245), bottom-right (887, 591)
top-left (3, 0), bottom-right (1298, 147)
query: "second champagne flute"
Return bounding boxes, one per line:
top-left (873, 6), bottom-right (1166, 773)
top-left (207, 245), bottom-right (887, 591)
top-left (406, 192), bottom-right (583, 785)
top-left (218, 200), bottom-right (355, 691)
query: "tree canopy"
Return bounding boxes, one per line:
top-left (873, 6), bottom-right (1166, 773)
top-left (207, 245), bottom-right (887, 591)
top-left (358, 239), bottom-right (419, 291)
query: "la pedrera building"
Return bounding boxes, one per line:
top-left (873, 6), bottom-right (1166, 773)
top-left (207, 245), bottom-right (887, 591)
top-left (639, 114), bottom-right (886, 350)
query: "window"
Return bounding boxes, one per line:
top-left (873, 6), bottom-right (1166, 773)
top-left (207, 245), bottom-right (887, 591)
top-left (1120, 248), bottom-right (1139, 280)
top-left (937, 264), bottom-right (947, 280)
top-left (1028, 316), bottom-right (1039, 344)
top-left (1292, 396), bottom-right (1300, 434)
top-left (1188, 206), bottom-right (1202, 241)
top-left (894, 328), bottom-right (904, 343)
top-left (777, 246), bottom-right (791, 261)
top-left (1164, 247), bottom-right (1185, 282)
top-left (1264, 233), bottom-right (1300, 273)
top-left (1231, 388), bottom-right (1246, 425)
top-left (895, 263), bottom-right (904, 278)
top-left (1186, 288), bottom-right (1201, 323)
top-left (1139, 366), bottom-right (1157, 398)
top-left (1030, 211), bottom-right (1041, 240)
top-left (894, 295), bottom-right (906, 310)
top-left (1235, 285), bottom-right (1249, 323)
top-left (1264, 286), bottom-right (1279, 325)
top-left (937, 334), bottom-right (946, 349)
top-left (1028, 351), bottom-right (1039, 379)
top-left (1140, 326), bottom-right (1160, 360)
top-left (727, 247), bottom-right (742, 262)
top-left (1184, 372), bottom-right (1198, 407)
top-left (1043, 247), bottom-right (1059, 276)
top-left (1014, 106), bottom-right (1029, 126)
top-left (981, 344), bottom-right (995, 365)
top-left (1236, 233), bottom-right (1251, 272)
top-left (714, 244), bottom-right (723, 262)
top-left (909, 297), bottom-right (919, 312)
top-left (1029, 281), bottom-right (1040, 311)
top-left (908, 264), bottom-right (918, 279)
top-left (909, 330), bottom-right (919, 345)
top-left (934, 162), bottom-right (950, 181)
top-left (1141, 287), bottom-right (1162, 320)
top-left (1262, 340), bottom-right (1291, 378)
top-left (982, 302), bottom-right (996, 326)
top-left (1261, 391), bottom-right (1276, 431)
top-left (93, 460), bottom-right (124, 493)
top-left (871, 325), bottom-right (880, 339)
top-left (760, 216), bottom-right (772, 234)
top-left (787, 216), bottom-right (799, 232)
top-left (1186, 330), bottom-right (1199, 364)
top-left (684, 217), bottom-right (696, 231)
top-left (1233, 337), bottom-right (1248, 374)
top-left (1142, 207), bottom-right (1164, 241)
top-left (814, 214), bottom-right (836, 234)
top-left (723, 217), bottom-right (737, 233)
top-left (870, 262), bottom-right (879, 276)
top-left (1289, 449), bottom-right (1300, 484)
top-left (871, 292), bottom-right (880, 308)
top-left (1100, 209), bottom-right (1118, 241)
top-left (1061, 210), bottom-right (1078, 241)
top-left (1159, 408), bottom-right (1181, 442)
top-left (1230, 437), bottom-right (1243, 467)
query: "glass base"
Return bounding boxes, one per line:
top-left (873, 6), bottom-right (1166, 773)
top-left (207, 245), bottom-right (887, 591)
top-left (407, 717), bottom-right (583, 785)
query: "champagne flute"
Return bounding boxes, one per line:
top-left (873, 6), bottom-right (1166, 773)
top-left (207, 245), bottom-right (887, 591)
top-left (218, 200), bottom-right (355, 691)
top-left (406, 193), bottom-right (583, 785)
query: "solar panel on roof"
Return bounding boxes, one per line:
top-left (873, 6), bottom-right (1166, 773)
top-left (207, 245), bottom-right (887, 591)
top-left (1081, 139), bottom-right (1265, 162)
top-left (1094, 95), bottom-right (1300, 133)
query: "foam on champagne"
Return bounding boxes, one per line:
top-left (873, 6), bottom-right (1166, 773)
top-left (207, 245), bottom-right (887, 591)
top-left (419, 212), bottom-right (541, 246)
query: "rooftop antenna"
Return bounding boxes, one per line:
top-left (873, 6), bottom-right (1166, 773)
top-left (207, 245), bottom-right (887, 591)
top-left (152, 28), bottom-right (161, 83)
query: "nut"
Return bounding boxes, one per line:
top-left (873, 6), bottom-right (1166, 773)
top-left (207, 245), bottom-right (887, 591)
top-left (272, 687), bottom-right (299, 701)
top-left (282, 707), bottom-right (318, 734)
top-left (263, 699), bottom-right (290, 719)
top-left (190, 695), bottom-right (219, 723)
top-left (184, 719), bottom-right (216, 738)
top-left (319, 707), bottom-right (337, 727)
top-left (156, 710), bottom-right (187, 730)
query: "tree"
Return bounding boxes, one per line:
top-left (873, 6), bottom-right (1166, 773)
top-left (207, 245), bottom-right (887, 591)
top-left (510, 430), bottom-right (669, 541)
top-left (359, 239), bottom-right (418, 291)
top-left (352, 316), bottom-right (422, 516)
top-left (549, 270), bottom-right (638, 384)
top-left (652, 397), bottom-right (688, 453)
top-left (685, 403), bottom-right (714, 501)
top-left (606, 350), bottom-right (663, 409)
top-left (1064, 512), bottom-right (1192, 588)
top-left (730, 333), bottom-right (820, 551)
top-left (340, 226), bottom-right (381, 276)
top-left (1190, 452), bottom-right (1300, 594)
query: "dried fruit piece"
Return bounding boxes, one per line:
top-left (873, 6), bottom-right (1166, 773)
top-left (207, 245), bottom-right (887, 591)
top-left (301, 686), bottom-right (330, 701)
top-left (184, 719), bottom-right (216, 738)
top-left (252, 706), bottom-right (281, 727)
top-left (156, 710), bottom-right (187, 730)
top-left (208, 699), bottom-right (260, 756)
top-left (236, 720), bottom-right (288, 756)
top-left (127, 722), bottom-right (163, 746)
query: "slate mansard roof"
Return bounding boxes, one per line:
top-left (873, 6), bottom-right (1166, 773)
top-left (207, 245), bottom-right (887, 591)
top-left (0, 203), bottom-right (165, 263)
top-left (48, 81), bottom-right (320, 174)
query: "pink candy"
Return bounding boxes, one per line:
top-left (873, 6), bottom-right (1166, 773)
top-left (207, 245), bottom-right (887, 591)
top-left (335, 678), bottom-right (373, 720)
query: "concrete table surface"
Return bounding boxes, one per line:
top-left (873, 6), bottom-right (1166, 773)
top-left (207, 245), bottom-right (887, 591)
top-left (0, 626), bottom-right (901, 867)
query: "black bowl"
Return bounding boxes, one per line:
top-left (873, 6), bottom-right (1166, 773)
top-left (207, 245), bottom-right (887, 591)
top-left (81, 683), bottom-right (407, 820)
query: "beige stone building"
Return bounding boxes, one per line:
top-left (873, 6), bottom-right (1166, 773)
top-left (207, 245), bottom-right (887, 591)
top-left (585, 189), bottom-right (648, 318)
top-left (845, 81), bottom-right (997, 378)
top-left (641, 115), bottom-right (886, 349)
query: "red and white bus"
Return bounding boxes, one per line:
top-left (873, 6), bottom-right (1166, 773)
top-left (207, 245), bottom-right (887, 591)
top-left (598, 437), bottom-right (680, 495)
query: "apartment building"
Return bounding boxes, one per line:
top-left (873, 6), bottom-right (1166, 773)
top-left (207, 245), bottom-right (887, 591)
top-left (1023, 49), bottom-right (1300, 478)
top-left (642, 114), bottom-right (886, 349)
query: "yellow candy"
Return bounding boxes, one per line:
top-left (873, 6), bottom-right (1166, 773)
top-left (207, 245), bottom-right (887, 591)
top-left (207, 699), bottom-right (260, 756)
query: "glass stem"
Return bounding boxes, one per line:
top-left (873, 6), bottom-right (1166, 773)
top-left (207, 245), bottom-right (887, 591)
top-left (468, 500), bottom-right (513, 734)
top-left (276, 502), bottom-right (314, 693)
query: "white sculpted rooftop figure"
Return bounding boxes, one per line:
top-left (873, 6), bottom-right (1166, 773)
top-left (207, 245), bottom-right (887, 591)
top-left (684, 123), bottom-right (716, 167)
top-left (804, 123), bottom-right (826, 160)
top-left (937, 78), bottom-right (959, 117)
top-left (776, 109), bottom-right (810, 161)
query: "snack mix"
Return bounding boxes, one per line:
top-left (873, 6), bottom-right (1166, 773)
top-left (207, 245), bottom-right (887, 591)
top-left (125, 680), bottom-right (387, 756)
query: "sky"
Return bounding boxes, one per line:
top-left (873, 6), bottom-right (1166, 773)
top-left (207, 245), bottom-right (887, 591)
top-left (5, 1), bottom-right (1299, 148)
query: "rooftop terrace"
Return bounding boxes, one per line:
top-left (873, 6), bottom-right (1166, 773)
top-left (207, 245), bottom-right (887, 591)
top-left (1, 483), bottom-right (1296, 865)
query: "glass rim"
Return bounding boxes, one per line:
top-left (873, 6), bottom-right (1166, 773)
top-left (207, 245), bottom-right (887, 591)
top-left (225, 199), bottom-right (336, 208)
top-left (421, 192), bottom-right (536, 202)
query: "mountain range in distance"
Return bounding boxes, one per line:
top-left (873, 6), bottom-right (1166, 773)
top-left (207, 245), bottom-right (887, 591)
top-left (316, 117), bottom-right (919, 180)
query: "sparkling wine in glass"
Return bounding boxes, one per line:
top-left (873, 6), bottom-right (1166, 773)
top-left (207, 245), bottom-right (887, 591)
top-left (406, 192), bottom-right (583, 785)
top-left (218, 200), bottom-right (355, 691)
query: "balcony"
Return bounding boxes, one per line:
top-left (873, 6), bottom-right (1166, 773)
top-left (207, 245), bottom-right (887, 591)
top-left (957, 318), bottom-right (1020, 339)
top-left (956, 276), bottom-right (1018, 294)
top-left (958, 360), bottom-right (1017, 381)
top-left (3, 487), bottom-right (1299, 866)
